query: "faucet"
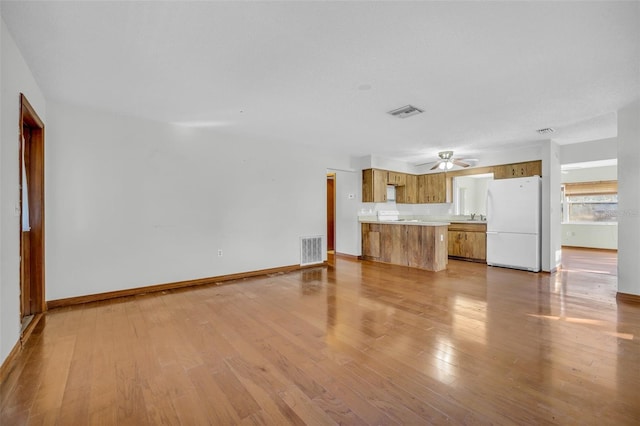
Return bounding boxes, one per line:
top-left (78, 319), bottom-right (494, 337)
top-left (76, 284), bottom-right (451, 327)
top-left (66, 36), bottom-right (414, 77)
top-left (480, 214), bottom-right (486, 221)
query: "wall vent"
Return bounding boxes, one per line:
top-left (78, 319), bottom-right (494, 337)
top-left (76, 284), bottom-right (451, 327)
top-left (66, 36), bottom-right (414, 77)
top-left (536, 127), bottom-right (555, 135)
top-left (387, 105), bottom-right (423, 119)
top-left (300, 236), bottom-right (323, 266)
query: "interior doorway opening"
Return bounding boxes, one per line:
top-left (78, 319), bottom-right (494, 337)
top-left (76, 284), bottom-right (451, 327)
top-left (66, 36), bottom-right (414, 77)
top-left (326, 173), bottom-right (336, 254)
top-left (19, 93), bottom-right (46, 335)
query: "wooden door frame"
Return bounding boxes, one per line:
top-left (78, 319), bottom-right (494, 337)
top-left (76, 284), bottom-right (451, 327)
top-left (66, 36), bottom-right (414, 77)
top-left (326, 173), bottom-right (336, 252)
top-left (19, 93), bottom-right (46, 320)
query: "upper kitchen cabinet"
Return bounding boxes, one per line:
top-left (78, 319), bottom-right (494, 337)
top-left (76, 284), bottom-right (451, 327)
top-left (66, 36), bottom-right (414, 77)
top-left (362, 169), bottom-right (388, 202)
top-left (362, 169), bottom-right (409, 202)
top-left (396, 174), bottom-right (418, 203)
top-left (494, 161), bottom-right (542, 180)
top-left (418, 173), bottom-right (447, 203)
top-left (386, 171), bottom-right (406, 186)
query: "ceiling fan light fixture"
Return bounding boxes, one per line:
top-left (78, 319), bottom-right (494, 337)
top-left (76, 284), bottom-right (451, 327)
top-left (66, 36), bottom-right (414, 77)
top-left (438, 159), bottom-right (454, 170)
top-left (421, 150), bottom-right (471, 170)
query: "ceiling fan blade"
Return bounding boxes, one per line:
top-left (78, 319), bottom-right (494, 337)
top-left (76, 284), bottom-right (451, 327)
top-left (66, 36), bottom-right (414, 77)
top-left (430, 162), bottom-right (441, 170)
top-left (452, 159), bottom-right (470, 168)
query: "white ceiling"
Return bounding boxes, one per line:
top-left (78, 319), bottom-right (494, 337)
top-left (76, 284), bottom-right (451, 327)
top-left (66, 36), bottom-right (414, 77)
top-left (2, 1), bottom-right (638, 164)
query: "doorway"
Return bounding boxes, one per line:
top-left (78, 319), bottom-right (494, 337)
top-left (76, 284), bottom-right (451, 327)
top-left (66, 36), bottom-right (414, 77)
top-left (19, 93), bottom-right (46, 333)
top-left (327, 173), bottom-right (336, 253)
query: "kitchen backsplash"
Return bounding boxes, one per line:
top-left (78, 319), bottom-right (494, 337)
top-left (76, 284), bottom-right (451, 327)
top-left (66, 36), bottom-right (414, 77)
top-left (359, 202), bottom-right (460, 221)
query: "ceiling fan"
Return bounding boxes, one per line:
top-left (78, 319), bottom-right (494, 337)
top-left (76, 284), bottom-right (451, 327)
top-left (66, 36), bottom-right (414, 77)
top-left (419, 151), bottom-right (473, 170)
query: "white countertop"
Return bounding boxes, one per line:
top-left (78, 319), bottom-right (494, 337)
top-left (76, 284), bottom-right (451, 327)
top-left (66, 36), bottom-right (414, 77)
top-left (449, 220), bottom-right (487, 224)
top-left (360, 220), bottom-right (450, 226)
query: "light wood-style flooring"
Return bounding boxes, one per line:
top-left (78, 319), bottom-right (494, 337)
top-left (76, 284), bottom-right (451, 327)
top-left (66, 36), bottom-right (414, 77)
top-left (2, 248), bottom-right (639, 425)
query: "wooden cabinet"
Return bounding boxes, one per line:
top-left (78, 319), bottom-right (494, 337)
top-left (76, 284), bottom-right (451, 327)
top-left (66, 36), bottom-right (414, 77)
top-left (361, 223), bottom-right (448, 271)
top-left (448, 223), bottom-right (486, 262)
top-left (494, 161), bottom-right (542, 180)
top-left (362, 169), bottom-right (388, 202)
top-left (363, 169), bottom-right (447, 204)
top-left (362, 223), bottom-right (408, 265)
top-left (386, 171), bottom-right (406, 186)
top-left (417, 173), bottom-right (447, 203)
top-left (428, 173), bottom-right (447, 203)
top-left (396, 174), bottom-right (417, 203)
top-left (362, 169), bottom-right (408, 202)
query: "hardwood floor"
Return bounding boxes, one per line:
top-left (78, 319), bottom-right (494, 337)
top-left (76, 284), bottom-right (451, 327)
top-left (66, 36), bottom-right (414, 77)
top-left (2, 248), bottom-right (639, 425)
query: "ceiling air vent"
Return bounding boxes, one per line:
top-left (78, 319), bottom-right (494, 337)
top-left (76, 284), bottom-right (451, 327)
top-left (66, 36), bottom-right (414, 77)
top-left (387, 105), bottom-right (423, 119)
top-left (536, 127), bottom-right (555, 135)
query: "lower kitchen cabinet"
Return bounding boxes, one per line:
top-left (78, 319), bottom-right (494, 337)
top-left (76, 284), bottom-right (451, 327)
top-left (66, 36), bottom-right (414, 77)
top-left (448, 223), bottom-right (487, 262)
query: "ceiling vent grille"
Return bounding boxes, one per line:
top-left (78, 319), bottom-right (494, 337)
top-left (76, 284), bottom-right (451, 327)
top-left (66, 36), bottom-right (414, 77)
top-left (387, 105), bottom-right (423, 119)
top-left (536, 127), bottom-right (555, 135)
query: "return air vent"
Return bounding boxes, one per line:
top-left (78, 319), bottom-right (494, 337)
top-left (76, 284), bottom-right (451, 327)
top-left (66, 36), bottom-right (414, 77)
top-left (300, 236), bottom-right (323, 266)
top-left (536, 127), bottom-right (555, 135)
top-left (387, 105), bottom-right (423, 119)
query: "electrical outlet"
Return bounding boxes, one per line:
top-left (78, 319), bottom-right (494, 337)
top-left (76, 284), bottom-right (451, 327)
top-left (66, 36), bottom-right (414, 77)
top-left (217, 249), bottom-right (223, 257)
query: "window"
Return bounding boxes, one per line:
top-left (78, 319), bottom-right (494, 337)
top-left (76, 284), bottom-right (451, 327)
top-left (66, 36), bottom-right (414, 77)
top-left (563, 181), bottom-right (617, 223)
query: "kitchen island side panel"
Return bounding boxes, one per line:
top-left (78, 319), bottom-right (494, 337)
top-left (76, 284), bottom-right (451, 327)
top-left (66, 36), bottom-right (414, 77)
top-left (360, 222), bottom-right (448, 271)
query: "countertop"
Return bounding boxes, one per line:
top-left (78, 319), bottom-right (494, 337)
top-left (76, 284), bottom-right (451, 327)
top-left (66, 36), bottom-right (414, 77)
top-left (360, 220), bottom-right (450, 226)
top-left (449, 220), bottom-right (487, 224)
top-left (360, 219), bottom-right (488, 226)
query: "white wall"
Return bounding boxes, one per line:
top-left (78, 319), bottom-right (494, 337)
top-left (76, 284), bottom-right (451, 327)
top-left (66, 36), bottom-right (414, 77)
top-left (561, 165), bottom-right (617, 183)
top-left (45, 101), bottom-right (352, 301)
top-left (617, 101), bottom-right (640, 296)
top-left (0, 17), bottom-right (47, 364)
top-left (560, 137), bottom-right (617, 164)
top-left (329, 169), bottom-right (361, 256)
top-left (562, 224), bottom-right (617, 250)
top-left (541, 140), bottom-right (562, 272)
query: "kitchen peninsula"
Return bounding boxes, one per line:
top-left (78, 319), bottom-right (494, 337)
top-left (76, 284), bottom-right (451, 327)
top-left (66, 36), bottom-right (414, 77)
top-left (360, 220), bottom-right (449, 272)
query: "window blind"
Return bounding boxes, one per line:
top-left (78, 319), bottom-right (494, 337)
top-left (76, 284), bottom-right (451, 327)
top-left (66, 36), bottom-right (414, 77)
top-left (564, 181), bottom-right (617, 195)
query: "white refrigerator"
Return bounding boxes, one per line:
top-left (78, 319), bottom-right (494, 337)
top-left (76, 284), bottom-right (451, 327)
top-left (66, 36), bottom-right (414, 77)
top-left (486, 176), bottom-right (541, 272)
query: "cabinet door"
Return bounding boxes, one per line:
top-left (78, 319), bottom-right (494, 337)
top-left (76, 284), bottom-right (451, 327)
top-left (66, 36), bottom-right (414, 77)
top-left (448, 231), bottom-right (463, 257)
top-left (449, 231), bottom-right (487, 260)
top-left (362, 169), bottom-right (388, 202)
top-left (396, 174), bottom-right (417, 203)
top-left (429, 173), bottom-right (446, 203)
top-left (493, 165), bottom-right (509, 180)
top-left (418, 173), bottom-right (446, 203)
top-left (416, 175), bottom-right (428, 203)
top-left (468, 231), bottom-right (486, 261)
top-left (387, 171), bottom-right (406, 186)
top-left (526, 161), bottom-right (542, 177)
top-left (512, 164), bottom-right (527, 178)
top-left (494, 161), bottom-right (542, 180)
